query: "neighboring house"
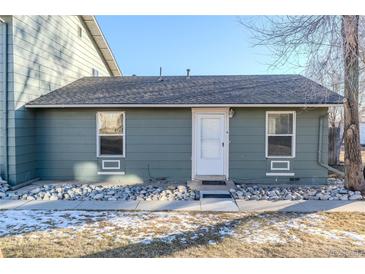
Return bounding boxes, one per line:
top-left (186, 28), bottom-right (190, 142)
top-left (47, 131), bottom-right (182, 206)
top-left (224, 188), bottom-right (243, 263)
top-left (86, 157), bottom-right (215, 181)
top-left (0, 15), bottom-right (121, 187)
top-left (25, 75), bottom-right (342, 185)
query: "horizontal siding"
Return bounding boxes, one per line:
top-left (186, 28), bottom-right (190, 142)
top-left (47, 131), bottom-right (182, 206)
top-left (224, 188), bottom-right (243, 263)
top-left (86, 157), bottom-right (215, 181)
top-left (12, 15), bottom-right (111, 107)
top-left (35, 108), bottom-right (192, 183)
top-left (0, 22), bottom-right (4, 179)
top-left (229, 107), bottom-right (328, 184)
top-left (34, 107), bottom-right (329, 184)
top-left (9, 15), bottom-right (113, 186)
top-left (0, 17), bottom-right (14, 181)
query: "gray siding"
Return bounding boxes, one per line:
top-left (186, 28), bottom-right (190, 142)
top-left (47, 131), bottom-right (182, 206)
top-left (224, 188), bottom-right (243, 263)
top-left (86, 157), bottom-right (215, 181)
top-left (8, 16), bottom-right (112, 185)
top-left (230, 107), bottom-right (328, 184)
top-left (35, 108), bottom-right (192, 183)
top-left (34, 107), bottom-right (328, 184)
top-left (0, 21), bottom-right (4, 179)
top-left (0, 16), bottom-right (13, 181)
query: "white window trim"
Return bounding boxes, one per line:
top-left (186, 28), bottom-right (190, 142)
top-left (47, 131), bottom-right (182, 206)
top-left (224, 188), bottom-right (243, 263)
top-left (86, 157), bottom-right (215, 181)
top-left (96, 111), bottom-right (126, 158)
top-left (97, 171), bottom-right (125, 175)
top-left (92, 68), bottom-right (99, 77)
top-left (270, 160), bottom-right (290, 171)
top-left (266, 172), bottom-right (295, 176)
top-left (265, 111), bottom-right (296, 159)
top-left (102, 160), bottom-right (121, 170)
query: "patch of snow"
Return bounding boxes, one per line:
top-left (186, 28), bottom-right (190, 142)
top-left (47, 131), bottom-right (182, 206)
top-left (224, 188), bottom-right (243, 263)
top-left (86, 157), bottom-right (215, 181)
top-left (0, 210), bottom-right (241, 245)
top-left (219, 226), bottom-right (234, 236)
top-left (1, 210), bottom-right (364, 248)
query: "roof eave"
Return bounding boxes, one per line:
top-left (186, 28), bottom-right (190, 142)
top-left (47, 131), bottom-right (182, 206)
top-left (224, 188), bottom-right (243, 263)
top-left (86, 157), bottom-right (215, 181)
top-left (80, 15), bottom-right (122, 77)
top-left (25, 103), bottom-right (343, 108)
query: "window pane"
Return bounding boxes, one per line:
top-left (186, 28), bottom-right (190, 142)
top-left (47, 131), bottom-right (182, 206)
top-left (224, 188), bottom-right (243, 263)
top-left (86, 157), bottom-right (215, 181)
top-left (268, 136), bottom-right (292, 156)
top-left (268, 113), bottom-right (293, 134)
top-left (100, 136), bottom-right (123, 155)
top-left (201, 118), bottom-right (220, 138)
top-left (98, 112), bottom-right (123, 134)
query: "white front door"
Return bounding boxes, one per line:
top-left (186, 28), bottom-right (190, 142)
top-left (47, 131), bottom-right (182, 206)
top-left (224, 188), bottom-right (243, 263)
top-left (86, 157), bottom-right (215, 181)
top-left (195, 113), bottom-right (225, 176)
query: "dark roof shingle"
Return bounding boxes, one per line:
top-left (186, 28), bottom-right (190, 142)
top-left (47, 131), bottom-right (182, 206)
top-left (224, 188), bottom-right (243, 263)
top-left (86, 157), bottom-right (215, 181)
top-left (27, 75), bottom-right (343, 106)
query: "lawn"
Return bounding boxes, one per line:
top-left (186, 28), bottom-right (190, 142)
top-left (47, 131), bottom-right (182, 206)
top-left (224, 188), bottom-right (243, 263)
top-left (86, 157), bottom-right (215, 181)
top-left (1, 210), bottom-right (365, 258)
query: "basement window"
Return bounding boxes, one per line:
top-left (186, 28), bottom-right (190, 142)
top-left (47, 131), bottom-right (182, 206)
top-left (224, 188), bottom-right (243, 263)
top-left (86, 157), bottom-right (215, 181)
top-left (266, 111), bottom-right (296, 158)
top-left (97, 112), bottom-right (125, 157)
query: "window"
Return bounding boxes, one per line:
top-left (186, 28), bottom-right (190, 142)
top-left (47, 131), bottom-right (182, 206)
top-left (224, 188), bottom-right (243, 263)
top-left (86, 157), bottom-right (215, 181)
top-left (78, 26), bottom-right (83, 38)
top-left (266, 111), bottom-right (295, 158)
top-left (92, 68), bottom-right (99, 77)
top-left (97, 112), bottom-right (125, 157)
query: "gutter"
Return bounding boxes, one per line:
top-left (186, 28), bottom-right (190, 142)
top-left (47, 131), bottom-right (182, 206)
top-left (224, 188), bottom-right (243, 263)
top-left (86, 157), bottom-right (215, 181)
top-left (318, 114), bottom-right (345, 177)
top-left (25, 103), bottom-right (343, 109)
top-left (0, 18), bottom-right (8, 182)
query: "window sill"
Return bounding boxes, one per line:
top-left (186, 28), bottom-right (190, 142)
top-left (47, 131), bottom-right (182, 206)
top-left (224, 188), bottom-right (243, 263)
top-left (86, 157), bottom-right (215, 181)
top-left (266, 172), bottom-right (295, 176)
top-left (97, 171), bottom-right (125, 175)
top-left (266, 156), bottom-right (295, 159)
top-left (97, 155), bottom-right (125, 158)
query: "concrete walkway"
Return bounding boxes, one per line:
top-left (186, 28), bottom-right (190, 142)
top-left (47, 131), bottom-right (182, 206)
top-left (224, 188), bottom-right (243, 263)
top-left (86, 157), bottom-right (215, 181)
top-left (0, 199), bottom-right (364, 212)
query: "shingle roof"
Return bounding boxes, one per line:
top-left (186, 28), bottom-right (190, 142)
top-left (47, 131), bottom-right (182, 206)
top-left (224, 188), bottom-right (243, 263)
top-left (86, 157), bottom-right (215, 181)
top-left (26, 75), bottom-right (343, 107)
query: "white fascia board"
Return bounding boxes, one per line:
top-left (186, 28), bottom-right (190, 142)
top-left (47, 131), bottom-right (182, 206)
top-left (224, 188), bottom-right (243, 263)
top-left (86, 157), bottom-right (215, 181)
top-left (25, 103), bottom-right (341, 108)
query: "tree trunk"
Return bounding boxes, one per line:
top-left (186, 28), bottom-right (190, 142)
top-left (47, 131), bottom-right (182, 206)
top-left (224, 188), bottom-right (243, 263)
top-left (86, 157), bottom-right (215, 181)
top-left (342, 15), bottom-right (365, 191)
top-left (328, 126), bottom-right (340, 165)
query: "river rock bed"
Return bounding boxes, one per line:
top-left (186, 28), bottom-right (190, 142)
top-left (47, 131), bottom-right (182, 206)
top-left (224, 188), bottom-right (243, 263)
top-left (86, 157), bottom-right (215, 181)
top-left (1, 178), bottom-right (364, 202)
top-left (0, 179), bottom-right (9, 199)
top-left (1, 183), bottom-right (199, 201)
top-left (231, 179), bottom-right (364, 201)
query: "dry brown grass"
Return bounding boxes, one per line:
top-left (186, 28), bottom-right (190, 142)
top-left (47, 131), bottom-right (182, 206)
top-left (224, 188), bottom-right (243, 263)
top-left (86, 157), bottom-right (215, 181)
top-left (1, 212), bottom-right (365, 258)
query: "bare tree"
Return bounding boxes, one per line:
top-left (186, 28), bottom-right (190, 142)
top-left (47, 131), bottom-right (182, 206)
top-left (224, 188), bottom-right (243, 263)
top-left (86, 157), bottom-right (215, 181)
top-left (240, 15), bottom-right (365, 191)
top-left (342, 16), bottom-right (364, 190)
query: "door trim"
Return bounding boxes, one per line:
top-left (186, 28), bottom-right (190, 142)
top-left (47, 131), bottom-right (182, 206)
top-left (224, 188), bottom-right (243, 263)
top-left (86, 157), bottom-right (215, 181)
top-left (191, 108), bottom-right (229, 180)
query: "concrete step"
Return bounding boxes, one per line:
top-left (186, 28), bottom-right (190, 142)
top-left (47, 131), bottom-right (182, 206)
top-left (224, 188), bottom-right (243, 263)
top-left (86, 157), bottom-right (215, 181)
top-left (199, 190), bottom-right (232, 199)
top-left (199, 190), bottom-right (238, 212)
top-left (188, 179), bottom-right (236, 191)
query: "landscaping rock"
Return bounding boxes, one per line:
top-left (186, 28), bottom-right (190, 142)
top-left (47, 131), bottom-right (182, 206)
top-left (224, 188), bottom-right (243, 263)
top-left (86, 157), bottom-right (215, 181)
top-left (0, 181), bottom-right (197, 201)
top-left (349, 194), bottom-right (363, 200)
top-left (232, 178), bottom-right (364, 201)
top-left (0, 179), bottom-right (10, 199)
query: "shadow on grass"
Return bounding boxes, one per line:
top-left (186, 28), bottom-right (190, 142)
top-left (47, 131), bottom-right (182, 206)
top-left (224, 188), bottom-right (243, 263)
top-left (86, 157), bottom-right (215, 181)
top-left (81, 214), bottom-right (247, 258)
top-left (81, 212), bottom-right (312, 258)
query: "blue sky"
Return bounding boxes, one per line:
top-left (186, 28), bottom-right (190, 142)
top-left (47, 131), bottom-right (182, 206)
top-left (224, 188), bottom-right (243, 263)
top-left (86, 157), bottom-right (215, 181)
top-left (97, 16), bottom-right (304, 76)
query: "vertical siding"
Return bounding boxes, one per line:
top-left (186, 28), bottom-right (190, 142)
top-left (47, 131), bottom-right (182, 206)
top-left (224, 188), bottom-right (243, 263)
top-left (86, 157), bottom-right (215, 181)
top-left (35, 108), bottom-right (192, 183)
top-left (230, 107), bottom-right (328, 184)
top-left (8, 16), bottom-right (113, 186)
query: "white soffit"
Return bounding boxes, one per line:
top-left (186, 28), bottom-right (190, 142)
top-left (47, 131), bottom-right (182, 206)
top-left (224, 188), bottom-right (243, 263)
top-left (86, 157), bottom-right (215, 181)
top-left (80, 15), bottom-right (122, 77)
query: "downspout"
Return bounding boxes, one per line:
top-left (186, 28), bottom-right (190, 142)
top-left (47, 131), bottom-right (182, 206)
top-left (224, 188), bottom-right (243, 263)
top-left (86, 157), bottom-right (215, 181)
top-left (0, 18), bottom-right (8, 182)
top-left (318, 114), bottom-right (345, 177)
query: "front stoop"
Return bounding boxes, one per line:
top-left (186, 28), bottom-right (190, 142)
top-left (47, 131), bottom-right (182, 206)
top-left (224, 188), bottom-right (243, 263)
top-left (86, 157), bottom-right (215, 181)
top-left (188, 179), bottom-right (239, 211)
top-left (188, 179), bottom-right (236, 192)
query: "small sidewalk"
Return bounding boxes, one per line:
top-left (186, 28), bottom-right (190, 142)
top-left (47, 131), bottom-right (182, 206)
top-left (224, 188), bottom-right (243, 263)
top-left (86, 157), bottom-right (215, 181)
top-left (0, 199), bottom-right (365, 212)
